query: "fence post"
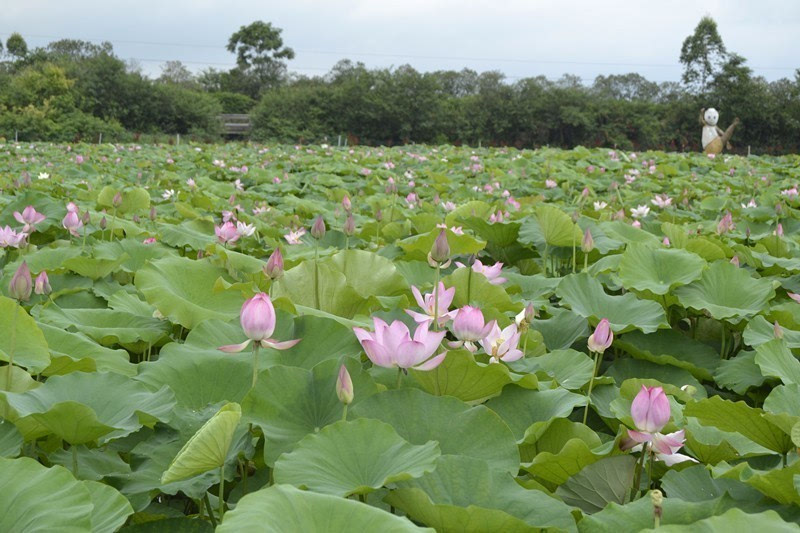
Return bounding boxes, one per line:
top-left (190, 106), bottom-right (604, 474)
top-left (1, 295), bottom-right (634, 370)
top-left (99, 133), bottom-right (103, 144)
top-left (15, 130), bottom-right (18, 143)
top-left (177, 133), bottom-right (181, 146)
top-left (337, 135), bottom-right (341, 147)
top-left (747, 145), bottom-right (751, 157)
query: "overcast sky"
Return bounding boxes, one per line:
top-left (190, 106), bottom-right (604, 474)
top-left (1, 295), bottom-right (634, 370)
top-left (2, 0), bottom-right (798, 83)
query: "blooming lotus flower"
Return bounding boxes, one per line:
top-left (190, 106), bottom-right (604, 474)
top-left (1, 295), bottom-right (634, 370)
top-left (62, 211), bottom-right (83, 237)
top-left (593, 201), bottom-right (608, 211)
top-left (621, 429), bottom-right (697, 466)
top-left (630, 386), bottom-right (670, 434)
top-left (480, 322), bottom-right (523, 364)
top-left (13, 206), bottom-right (46, 233)
top-left (443, 201), bottom-right (457, 212)
top-left (34, 271), bottom-right (51, 295)
top-left (236, 221), bottom-right (255, 237)
top-left (336, 365), bottom-right (354, 405)
top-left (781, 187), bottom-right (798, 198)
top-left (215, 221), bottom-right (240, 244)
top-left (38, 172), bottom-right (50, 180)
top-left (186, 178), bottom-right (197, 189)
top-left (730, 255), bottom-right (740, 267)
top-left (452, 306), bottom-right (495, 342)
top-left (717, 212), bottom-right (734, 234)
top-left (456, 259), bottom-right (506, 285)
top-left (0, 226), bottom-right (26, 248)
top-left (587, 318), bottom-right (613, 353)
top-left (353, 318), bottom-right (447, 370)
top-left (162, 189), bottom-right (175, 200)
top-left (545, 179), bottom-right (557, 189)
top-left (741, 199), bottom-right (757, 209)
top-left (630, 205), bottom-right (650, 219)
top-left (515, 303), bottom-right (536, 327)
top-left (8, 261), bottom-right (32, 301)
top-left (788, 292), bottom-right (800, 304)
top-left (651, 195), bottom-right (672, 208)
top-left (663, 237), bottom-right (671, 247)
top-left (219, 293), bottom-right (301, 353)
top-left (407, 282), bottom-right (456, 327)
top-left (284, 228), bottom-right (306, 245)
top-left (142, 237), bottom-right (157, 244)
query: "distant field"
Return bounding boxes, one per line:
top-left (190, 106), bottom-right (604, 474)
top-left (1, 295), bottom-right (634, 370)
top-left (1, 142), bottom-right (799, 530)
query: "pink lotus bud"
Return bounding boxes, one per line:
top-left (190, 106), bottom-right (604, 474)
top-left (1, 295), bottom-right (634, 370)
top-left (240, 293), bottom-right (276, 341)
top-left (81, 211), bottom-right (91, 225)
top-left (62, 210), bottom-right (83, 236)
top-left (99, 217), bottom-right (107, 230)
top-left (581, 228), bottom-right (594, 253)
top-left (112, 192), bottom-right (123, 207)
top-left (9, 261), bottom-right (32, 301)
top-left (730, 256), bottom-right (740, 267)
top-left (581, 187), bottom-right (590, 198)
top-left (452, 306), bottom-right (495, 342)
top-left (375, 209), bottom-right (383, 222)
top-left (343, 214), bottom-right (356, 236)
top-left (342, 195), bottom-right (352, 212)
top-left (429, 229), bottom-right (450, 264)
top-left (132, 215), bottom-right (140, 223)
top-left (336, 364), bottom-right (354, 405)
top-left (631, 385), bottom-right (670, 433)
top-left (143, 237), bottom-right (157, 244)
top-left (264, 248), bottom-right (284, 280)
top-left (662, 237), bottom-right (670, 247)
top-left (587, 318), bottom-right (613, 353)
top-left (34, 271), bottom-right (51, 295)
top-left (776, 223), bottom-right (784, 237)
top-left (311, 216), bottom-right (326, 240)
top-left (774, 320), bottom-right (784, 339)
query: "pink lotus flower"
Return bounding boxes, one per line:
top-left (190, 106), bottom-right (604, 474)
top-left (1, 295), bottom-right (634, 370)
top-left (264, 248), bottom-right (284, 280)
top-left (353, 318), bottom-right (446, 370)
top-left (407, 282), bottom-right (456, 327)
top-left (142, 237), bottom-right (157, 244)
top-left (480, 322), bottom-right (523, 363)
top-left (587, 318), bottom-right (613, 353)
top-left (62, 210), bottom-right (83, 237)
top-left (787, 292), bottom-right (800, 304)
top-left (622, 386), bottom-right (696, 465)
top-left (452, 306), bottom-right (495, 342)
top-left (456, 259), bottom-right (506, 285)
top-left (219, 293), bottom-right (301, 353)
top-left (781, 187), bottom-right (798, 198)
top-left (545, 179), bottom-right (557, 189)
top-left (215, 221), bottom-right (240, 244)
top-left (650, 195), bottom-right (672, 209)
top-left (34, 271), bottom-right (51, 295)
top-left (284, 228), bottom-right (306, 245)
top-left (342, 195), bottom-right (352, 212)
top-left (13, 206), bottom-right (46, 233)
top-left (9, 261), bottom-right (32, 301)
top-left (0, 226), bottom-right (26, 248)
top-left (717, 212), bottom-right (734, 234)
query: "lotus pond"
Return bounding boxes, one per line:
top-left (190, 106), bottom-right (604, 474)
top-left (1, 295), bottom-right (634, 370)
top-left (1, 142), bottom-right (800, 532)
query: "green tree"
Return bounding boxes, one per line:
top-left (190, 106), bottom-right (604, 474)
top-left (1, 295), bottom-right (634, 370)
top-left (679, 16), bottom-right (728, 93)
top-left (6, 33), bottom-right (28, 59)
top-left (226, 21), bottom-right (295, 96)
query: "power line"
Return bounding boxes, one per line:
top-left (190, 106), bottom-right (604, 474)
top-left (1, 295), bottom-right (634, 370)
top-left (2, 31), bottom-right (797, 72)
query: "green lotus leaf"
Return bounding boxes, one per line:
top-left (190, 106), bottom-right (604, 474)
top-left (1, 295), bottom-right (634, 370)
top-left (660, 464), bottom-right (763, 502)
top-left (2, 372), bottom-right (174, 444)
top-left (410, 350), bottom-right (516, 403)
top-left (0, 457), bottom-right (94, 532)
top-left (49, 445), bottom-right (131, 481)
top-left (273, 418), bottom-right (440, 497)
top-left (0, 421), bottom-right (22, 457)
top-left (62, 254), bottom-right (129, 279)
top-left (486, 386), bottom-right (587, 444)
top-left (97, 185), bottom-right (151, 214)
top-left (398, 227), bottom-right (486, 261)
top-left (351, 388), bottom-right (519, 473)
top-left (713, 351), bottom-right (766, 394)
top-left (92, 238), bottom-right (172, 273)
top-left (684, 396), bottom-right (793, 454)
top-left (557, 272), bottom-right (668, 333)
top-left (85, 480), bottom-right (135, 533)
top-left (555, 455), bottom-right (637, 514)
top-left (443, 266), bottom-right (518, 312)
top-left (617, 243), bottom-right (706, 294)
top-left (674, 260), bottom-right (776, 323)
top-left (0, 296), bottom-right (51, 374)
top-left (711, 460), bottom-right (800, 506)
top-left (754, 338), bottom-right (800, 385)
top-left (329, 249), bottom-right (408, 298)
top-left (161, 403), bottom-right (242, 484)
top-left (530, 307), bottom-right (589, 350)
top-left (521, 419), bottom-right (610, 485)
top-left (614, 329), bottom-right (720, 381)
top-left (646, 508), bottom-right (800, 533)
top-left (38, 305), bottom-right (170, 346)
top-left (135, 256), bottom-right (243, 328)
top-left (744, 315), bottom-right (800, 349)
top-left (157, 220), bottom-right (217, 250)
top-left (218, 484), bottom-right (430, 532)
top-left (513, 348), bottom-right (594, 390)
top-left (273, 260), bottom-right (368, 318)
top-left (387, 456), bottom-right (577, 533)
top-left (242, 359), bottom-right (379, 465)
top-left (38, 322), bottom-right (136, 377)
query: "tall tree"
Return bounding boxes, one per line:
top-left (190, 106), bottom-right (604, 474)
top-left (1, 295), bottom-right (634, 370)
top-left (6, 33), bottom-right (28, 59)
top-left (226, 21), bottom-right (295, 96)
top-left (679, 16), bottom-right (728, 93)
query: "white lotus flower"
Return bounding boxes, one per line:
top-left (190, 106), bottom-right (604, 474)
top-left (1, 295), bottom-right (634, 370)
top-left (593, 201), bottom-right (608, 211)
top-left (630, 205), bottom-right (650, 219)
top-left (162, 189), bottom-right (176, 200)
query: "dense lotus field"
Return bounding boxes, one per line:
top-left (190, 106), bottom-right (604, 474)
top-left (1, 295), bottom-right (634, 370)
top-left (1, 142), bottom-right (800, 532)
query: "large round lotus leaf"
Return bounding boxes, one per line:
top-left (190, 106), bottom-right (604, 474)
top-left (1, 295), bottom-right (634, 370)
top-left (136, 346), bottom-right (251, 410)
top-left (242, 358), bottom-right (379, 465)
top-left (92, 238), bottom-right (171, 273)
top-left (2, 372), bottom-right (175, 445)
top-left (485, 386), bottom-right (587, 444)
top-left (134, 256), bottom-right (243, 328)
top-left (218, 484), bottom-right (431, 532)
top-left (754, 338), bottom-right (800, 386)
top-left (0, 421), bottom-right (22, 457)
top-left (37, 306), bottom-right (170, 346)
top-left (38, 323), bottom-right (136, 377)
top-left (555, 454), bottom-right (637, 514)
top-left (519, 204), bottom-right (582, 247)
top-left (521, 418), bottom-right (609, 484)
top-left (97, 185), bottom-right (151, 214)
top-left (386, 455), bottom-right (576, 533)
top-left (614, 329), bottom-right (720, 381)
top-left (161, 403), bottom-right (241, 484)
top-left (617, 243), bottom-right (706, 294)
top-left (265, 314), bottom-right (364, 369)
top-left (328, 249), bottom-right (408, 298)
top-left (351, 388), bottom-right (519, 473)
top-left (157, 220), bottom-right (217, 250)
top-left (674, 260), bottom-right (776, 323)
top-left (443, 266), bottom-right (518, 312)
top-left (744, 315), bottom-right (800, 349)
top-left (62, 254), bottom-right (128, 279)
top-left (2, 244), bottom-right (83, 278)
top-left (650, 509), bottom-right (800, 533)
top-left (0, 296), bottom-right (50, 374)
top-left (531, 307), bottom-right (589, 351)
top-left (0, 456), bottom-right (94, 532)
top-left (410, 350), bottom-right (516, 403)
top-left (273, 260), bottom-right (367, 318)
top-left (512, 348), bottom-right (594, 390)
top-left (556, 272), bottom-right (668, 333)
top-left (398, 227), bottom-right (485, 261)
top-left (273, 418), bottom-right (440, 497)
top-left (85, 480), bottom-right (135, 533)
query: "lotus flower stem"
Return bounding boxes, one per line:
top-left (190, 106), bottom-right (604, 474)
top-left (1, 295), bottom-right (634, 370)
top-left (110, 208), bottom-right (116, 243)
top-left (251, 343), bottom-right (260, 388)
top-left (584, 253), bottom-right (589, 272)
top-left (313, 243), bottom-right (320, 310)
top-left (647, 448), bottom-right (655, 490)
top-left (204, 493), bottom-right (216, 526)
top-left (5, 304), bottom-right (18, 390)
top-left (571, 232), bottom-right (576, 273)
top-left (582, 350), bottom-right (600, 425)
top-left (240, 458), bottom-right (249, 496)
top-left (630, 446), bottom-right (648, 501)
top-left (341, 403), bottom-right (348, 422)
top-left (720, 326), bottom-right (726, 358)
top-left (218, 465), bottom-right (225, 520)
top-left (433, 265), bottom-right (441, 332)
top-left (542, 244), bottom-right (549, 277)
top-left (466, 266), bottom-right (473, 304)
top-left (396, 368), bottom-right (403, 389)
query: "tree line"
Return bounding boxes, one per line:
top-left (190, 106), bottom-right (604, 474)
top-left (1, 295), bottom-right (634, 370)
top-left (1, 17), bottom-right (798, 153)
